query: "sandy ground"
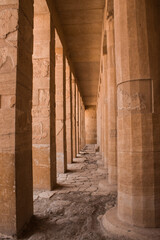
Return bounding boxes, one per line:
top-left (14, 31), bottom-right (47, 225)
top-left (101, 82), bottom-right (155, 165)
top-left (1, 145), bottom-right (130, 240)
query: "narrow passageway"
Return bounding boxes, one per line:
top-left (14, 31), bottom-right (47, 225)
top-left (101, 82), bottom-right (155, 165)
top-left (1, 1), bottom-right (160, 239)
top-left (18, 145), bottom-right (121, 240)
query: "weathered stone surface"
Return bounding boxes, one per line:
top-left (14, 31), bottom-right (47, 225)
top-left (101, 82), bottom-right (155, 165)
top-left (32, 0), bottom-right (56, 190)
top-left (85, 106), bottom-right (97, 144)
top-left (66, 60), bottom-right (73, 164)
top-left (106, 16), bottom-right (117, 185)
top-left (71, 76), bottom-right (77, 158)
top-left (33, 59), bottom-right (50, 78)
top-left (79, 96), bottom-right (86, 150)
top-left (55, 32), bottom-right (67, 173)
top-left (1, 1), bottom-right (160, 239)
top-left (0, 1), bottom-right (33, 236)
top-left (113, 0), bottom-right (160, 228)
top-left (76, 86), bottom-right (80, 154)
top-left (0, 9), bottom-right (18, 39)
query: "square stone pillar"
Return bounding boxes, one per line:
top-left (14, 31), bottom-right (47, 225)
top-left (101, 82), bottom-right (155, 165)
top-left (32, 0), bottom-right (56, 190)
top-left (0, 1), bottom-right (33, 236)
top-left (55, 33), bottom-right (67, 173)
top-left (72, 76), bottom-right (77, 158)
top-left (66, 60), bottom-right (73, 164)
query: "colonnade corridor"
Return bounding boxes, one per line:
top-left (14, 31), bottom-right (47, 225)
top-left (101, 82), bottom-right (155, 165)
top-left (17, 145), bottom-right (118, 240)
top-left (0, 0), bottom-right (160, 239)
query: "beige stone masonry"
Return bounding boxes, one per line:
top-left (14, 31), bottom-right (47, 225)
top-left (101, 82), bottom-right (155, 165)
top-left (103, 53), bottom-right (108, 168)
top-left (81, 101), bottom-right (86, 149)
top-left (66, 59), bottom-right (73, 164)
top-left (78, 96), bottom-right (82, 151)
top-left (114, 0), bottom-right (160, 227)
top-left (106, 16), bottom-right (117, 185)
top-left (76, 86), bottom-right (79, 154)
top-left (32, 0), bottom-right (56, 190)
top-left (0, 0), bottom-right (33, 236)
top-left (97, 95), bottom-right (101, 148)
top-left (85, 106), bottom-right (97, 144)
top-left (55, 32), bottom-right (67, 173)
top-left (101, 76), bottom-right (105, 159)
top-left (71, 76), bottom-right (76, 158)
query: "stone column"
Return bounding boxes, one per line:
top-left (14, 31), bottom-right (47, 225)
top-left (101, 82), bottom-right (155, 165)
top-left (103, 53), bottom-right (108, 169)
top-left (0, 1), bottom-right (33, 236)
top-left (80, 98), bottom-right (85, 150)
top-left (85, 106), bottom-right (97, 144)
top-left (97, 52), bottom-right (109, 174)
top-left (99, 93), bottom-right (102, 149)
top-left (103, 0), bottom-right (160, 233)
top-left (55, 33), bottom-right (67, 173)
top-left (116, 0), bottom-right (160, 227)
top-left (66, 60), bottom-right (73, 164)
top-left (101, 77), bottom-right (105, 158)
top-left (79, 96), bottom-right (82, 151)
top-left (99, 15), bottom-right (117, 191)
top-left (32, 0), bottom-right (56, 190)
top-left (81, 102), bottom-right (86, 149)
top-left (76, 86), bottom-right (79, 154)
top-left (97, 95), bottom-right (101, 148)
top-left (99, 80), bottom-right (104, 154)
top-left (72, 76), bottom-right (76, 158)
top-left (107, 16), bottom-right (117, 185)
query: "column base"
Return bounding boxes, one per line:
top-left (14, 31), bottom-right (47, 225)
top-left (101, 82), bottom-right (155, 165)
top-left (99, 207), bottom-right (160, 240)
top-left (98, 179), bottom-right (117, 194)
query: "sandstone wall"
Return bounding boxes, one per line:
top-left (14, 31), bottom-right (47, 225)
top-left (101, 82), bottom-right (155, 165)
top-left (85, 106), bottom-right (97, 144)
top-left (55, 33), bottom-right (67, 173)
top-left (32, 0), bottom-right (56, 190)
top-left (0, 0), bottom-right (33, 235)
top-left (66, 60), bottom-right (73, 163)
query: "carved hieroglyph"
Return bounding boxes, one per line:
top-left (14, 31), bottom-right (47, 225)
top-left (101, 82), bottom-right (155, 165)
top-left (0, 95), bottom-right (15, 109)
top-left (33, 59), bottom-right (50, 78)
top-left (33, 122), bottom-right (48, 140)
top-left (117, 80), bottom-right (152, 114)
top-left (0, 9), bottom-right (18, 39)
top-left (0, 9), bottom-right (18, 73)
top-left (118, 88), bottom-right (146, 112)
top-left (38, 89), bottom-right (50, 106)
top-left (0, 48), bottom-right (14, 73)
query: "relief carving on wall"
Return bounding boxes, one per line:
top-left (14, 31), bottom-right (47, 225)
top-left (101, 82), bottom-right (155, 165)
top-left (0, 9), bottom-right (18, 47)
top-left (33, 122), bottom-right (48, 140)
top-left (0, 47), bottom-right (15, 73)
top-left (38, 89), bottom-right (50, 107)
top-left (33, 59), bottom-right (50, 78)
top-left (0, 95), bottom-right (15, 109)
top-left (118, 87), bottom-right (147, 113)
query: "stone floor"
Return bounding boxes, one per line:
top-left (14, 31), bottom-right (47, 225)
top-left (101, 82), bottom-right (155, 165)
top-left (1, 145), bottom-right (130, 240)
